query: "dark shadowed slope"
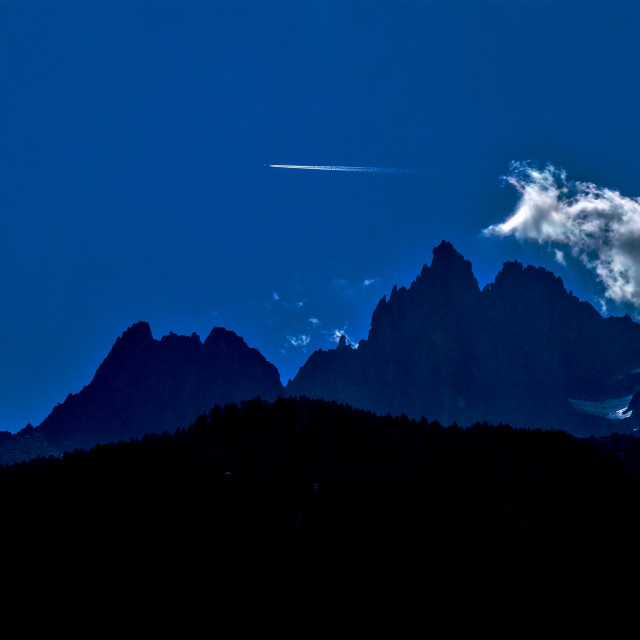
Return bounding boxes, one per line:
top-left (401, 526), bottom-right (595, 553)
top-left (0, 425), bottom-right (62, 465)
top-left (287, 241), bottom-right (640, 436)
top-left (1, 397), bottom-right (638, 639)
top-left (17, 322), bottom-right (283, 455)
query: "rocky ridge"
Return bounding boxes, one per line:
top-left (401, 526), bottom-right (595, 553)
top-left (8, 322), bottom-right (283, 457)
top-left (287, 241), bottom-right (640, 435)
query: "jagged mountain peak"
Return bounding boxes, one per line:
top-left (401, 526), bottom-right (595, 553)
top-left (487, 260), bottom-right (568, 298)
top-left (289, 240), bottom-right (640, 436)
top-left (370, 242), bottom-right (478, 321)
top-left (431, 239), bottom-right (467, 268)
top-left (160, 331), bottom-right (202, 345)
top-left (31, 321), bottom-right (284, 454)
top-left (368, 241), bottom-right (480, 345)
top-left (412, 240), bottom-right (480, 297)
top-left (204, 326), bottom-right (247, 349)
top-left (116, 321), bottom-right (154, 347)
top-left (92, 321), bottom-right (155, 384)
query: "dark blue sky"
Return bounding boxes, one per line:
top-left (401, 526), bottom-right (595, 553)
top-left (2, 1), bottom-right (640, 432)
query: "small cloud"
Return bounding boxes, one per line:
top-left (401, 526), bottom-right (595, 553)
top-left (553, 248), bottom-right (566, 266)
top-left (296, 300), bottom-right (305, 308)
top-left (330, 327), bottom-right (358, 348)
top-left (272, 291), bottom-right (280, 301)
top-left (599, 298), bottom-right (608, 316)
top-left (287, 334), bottom-right (310, 348)
top-left (332, 329), bottom-right (348, 343)
top-left (308, 317), bottom-right (321, 326)
top-left (363, 277), bottom-right (380, 287)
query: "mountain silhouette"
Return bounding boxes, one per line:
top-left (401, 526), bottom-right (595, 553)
top-left (4, 241), bottom-right (640, 465)
top-left (5, 322), bottom-right (283, 458)
top-left (287, 241), bottom-right (640, 436)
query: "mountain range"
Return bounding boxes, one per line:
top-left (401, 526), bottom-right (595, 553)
top-left (4, 240), bottom-right (640, 463)
top-left (289, 241), bottom-right (640, 435)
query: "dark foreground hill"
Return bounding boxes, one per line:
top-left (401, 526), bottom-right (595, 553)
top-left (288, 241), bottom-right (640, 436)
top-left (2, 396), bottom-right (639, 639)
top-left (0, 322), bottom-right (283, 462)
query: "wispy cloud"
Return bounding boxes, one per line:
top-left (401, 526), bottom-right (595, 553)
top-left (287, 334), bottom-right (310, 348)
top-left (483, 161), bottom-right (640, 310)
top-left (329, 327), bottom-right (358, 348)
top-left (272, 291), bottom-right (280, 301)
top-left (332, 329), bottom-right (347, 342)
top-left (308, 317), bottom-right (321, 326)
top-left (363, 277), bottom-right (380, 287)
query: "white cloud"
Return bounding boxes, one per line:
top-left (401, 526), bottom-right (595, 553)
top-left (363, 277), bottom-right (380, 287)
top-left (332, 329), bottom-right (347, 342)
top-left (296, 300), bottom-right (305, 308)
top-left (308, 317), bottom-right (321, 326)
top-left (272, 291), bottom-right (280, 301)
top-left (330, 328), bottom-right (358, 348)
top-left (287, 334), bottom-right (310, 348)
top-left (483, 161), bottom-right (640, 309)
top-left (553, 248), bottom-right (566, 266)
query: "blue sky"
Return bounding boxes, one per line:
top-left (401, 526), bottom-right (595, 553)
top-left (1, 1), bottom-right (640, 432)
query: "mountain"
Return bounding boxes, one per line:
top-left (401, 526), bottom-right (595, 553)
top-left (5, 241), bottom-right (639, 463)
top-left (287, 241), bottom-right (640, 436)
top-left (11, 322), bottom-right (283, 456)
top-left (0, 425), bottom-right (62, 466)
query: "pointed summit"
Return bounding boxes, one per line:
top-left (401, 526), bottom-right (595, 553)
top-left (204, 326), bottom-right (247, 349)
top-left (432, 239), bottom-right (459, 260)
top-left (117, 321), bottom-right (153, 347)
top-left (92, 321), bottom-right (154, 385)
top-left (426, 240), bottom-right (479, 295)
top-left (368, 241), bottom-right (481, 346)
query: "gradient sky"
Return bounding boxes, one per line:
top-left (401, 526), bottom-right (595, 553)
top-left (1, 0), bottom-right (640, 433)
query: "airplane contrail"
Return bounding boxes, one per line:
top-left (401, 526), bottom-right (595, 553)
top-left (268, 164), bottom-right (419, 174)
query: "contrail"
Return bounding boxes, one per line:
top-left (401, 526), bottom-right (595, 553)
top-left (268, 164), bottom-right (419, 174)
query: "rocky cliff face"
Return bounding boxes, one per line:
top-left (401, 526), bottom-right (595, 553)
top-left (287, 241), bottom-right (640, 435)
top-left (0, 426), bottom-right (62, 466)
top-left (26, 323), bottom-right (284, 453)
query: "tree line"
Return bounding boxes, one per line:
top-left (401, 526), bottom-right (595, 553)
top-left (0, 396), bottom-right (638, 639)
